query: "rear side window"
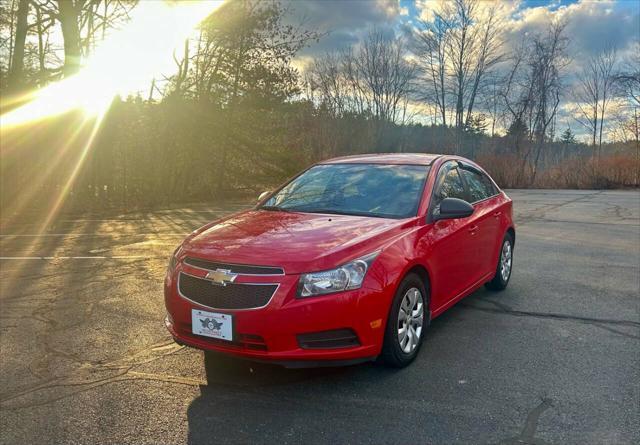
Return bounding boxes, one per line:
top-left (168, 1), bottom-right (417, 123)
top-left (460, 169), bottom-right (488, 202)
top-left (482, 173), bottom-right (499, 196)
top-left (433, 162), bottom-right (467, 206)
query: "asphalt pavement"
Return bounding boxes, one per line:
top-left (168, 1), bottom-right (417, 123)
top-left (0, 190), bottom-right (638, 444)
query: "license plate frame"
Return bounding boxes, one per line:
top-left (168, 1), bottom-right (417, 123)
top-left (191, 309), bottom-right (233, 341)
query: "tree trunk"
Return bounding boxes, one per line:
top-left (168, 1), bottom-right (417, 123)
top-left (591, 107), bottom-right (597, 152)
top-left (438, 57), bottom-right (446, 126)
top-left (598, 88), bottom-right (609, 159)
top-left (57, 0), bottom-right (82, 76)
top-left (635, 107), bottom-right (639, 186)
top-left (8, 0), bottom-right (29, 89)
top-left (35, 5), bottom-right (46, 77)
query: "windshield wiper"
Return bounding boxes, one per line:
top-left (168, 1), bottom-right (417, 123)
top-left (259, 205), bottom-right (292, 212)
top-left (298, 208), bottom-right (380, 218)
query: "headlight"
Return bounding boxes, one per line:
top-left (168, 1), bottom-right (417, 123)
top-left (297, 251), bottom-right (380, 298)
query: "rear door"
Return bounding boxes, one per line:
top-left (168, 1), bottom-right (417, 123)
top-left (459, 165), bottom-right (502, 279)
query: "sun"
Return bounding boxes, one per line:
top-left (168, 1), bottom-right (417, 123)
top-left (0, 0), bottom-right (224, 129)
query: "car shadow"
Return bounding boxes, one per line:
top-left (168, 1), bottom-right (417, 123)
top-left (198, 352), bottom-right (357, 387)
top-left (184, 308), bottom-right (468, 444)
top-left (186, 350), bottom-right (407, 444)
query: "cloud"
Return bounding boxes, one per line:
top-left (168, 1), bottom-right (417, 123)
top-left (410, 0), bottom-right (639, 62)
top-left (292, 0), bottom-right (638, 65)
top-left (506, 0), bottom-right (639, 61)
top-left (287, 0), bottom-right (404, 57)
top-left (416, 0), bottom-right (520, 25)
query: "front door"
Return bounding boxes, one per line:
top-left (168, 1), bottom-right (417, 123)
top-left (424, 161), bottom-right (480, 311)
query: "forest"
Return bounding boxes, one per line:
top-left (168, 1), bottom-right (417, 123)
top-left (0, 0), bottom-right (638, 214)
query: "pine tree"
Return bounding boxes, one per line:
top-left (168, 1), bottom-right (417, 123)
top-left (560, 127), bottom-right (576, 145)
top-left (507, 117), bottom-right (528, 140)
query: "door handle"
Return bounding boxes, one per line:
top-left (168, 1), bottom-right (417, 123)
top-left (493, 211), bottom-right (502, 218)
top-left (468, 225), bottom-right (478, 233)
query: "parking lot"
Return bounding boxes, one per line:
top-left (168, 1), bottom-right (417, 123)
top-left (1, 189), bottom-right (638, 444)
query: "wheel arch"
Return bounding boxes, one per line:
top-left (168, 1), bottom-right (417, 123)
top-left (506, 226), bottom-right (516, 247)
top-left (402, 263), bottom-right (431, 306)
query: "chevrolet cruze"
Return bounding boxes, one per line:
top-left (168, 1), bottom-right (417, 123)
top-left (164, 154), bottom-right (515, 368)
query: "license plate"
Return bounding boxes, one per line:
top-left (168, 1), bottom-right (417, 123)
top-left (191, 309), bottom-right (233, 341)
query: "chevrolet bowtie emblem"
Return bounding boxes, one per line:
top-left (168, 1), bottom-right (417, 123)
top-left (205, 269), bottom-right (238, 286)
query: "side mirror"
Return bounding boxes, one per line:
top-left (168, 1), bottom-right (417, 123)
top-left (258, 191), bottom-right (271, 202)
top-left (434, 197), bottom-right (474, 221)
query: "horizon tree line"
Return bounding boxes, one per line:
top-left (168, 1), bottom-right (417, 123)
top-left (0, 0), bottom-right (638, 213)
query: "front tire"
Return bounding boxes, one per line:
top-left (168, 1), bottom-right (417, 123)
top-left (380, 273), bottom-right (429, 368)
top-left (485, 232), bottom-right (514, 291)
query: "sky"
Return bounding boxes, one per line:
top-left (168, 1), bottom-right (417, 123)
top-left (286, 0), bottom-right (639, 138)
top-left (291, 0), bottom-right (639, 61)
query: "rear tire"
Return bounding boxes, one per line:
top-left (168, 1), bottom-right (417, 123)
top-left (485, 232), bottom-right (514, 291)
top-left (380, 273), bottom-right (429, 368)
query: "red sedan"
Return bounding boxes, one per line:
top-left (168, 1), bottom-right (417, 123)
top-left (164, 154), bottom-right (515, 368)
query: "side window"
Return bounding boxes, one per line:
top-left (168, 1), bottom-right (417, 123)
top-left (433, 162), bottom-right (467, 208)
top-left (481, 173), bottom-right (499, 196)
top-left (460, 168), bottom-right (490, 202)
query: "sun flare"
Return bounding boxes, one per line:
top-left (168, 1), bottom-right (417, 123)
top-left (0, 0), bottom-right (224, 128)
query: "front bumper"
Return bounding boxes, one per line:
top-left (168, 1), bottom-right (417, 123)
top-left (164, 263), bottom-right (390, 365)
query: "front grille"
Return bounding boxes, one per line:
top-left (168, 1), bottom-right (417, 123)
top-left (184, 257), bottom-right (283, 275)
top-left (297, 329), bottom-right (360, 349)
top-left (178, 273), bottom-right (277, 309)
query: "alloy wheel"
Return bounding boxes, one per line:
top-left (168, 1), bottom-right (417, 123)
top-left (397, 287), bottom-right (424, 354)
top-left (500, 240), bottom-right (512, 282)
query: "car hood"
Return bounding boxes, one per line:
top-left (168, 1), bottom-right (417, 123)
top-left (182, 209), bottom-right (416, 274)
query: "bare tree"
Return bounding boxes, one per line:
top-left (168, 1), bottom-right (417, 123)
top-left (308, 28), bottom-right (416, 125)
top-left (1, 0), bottom-right (16, 77)
top-left (307, 52), bottom-right (348, 116)
top-left (340, 47), bottom-right (369, 115)
top-left (463, 2), bottom-right (505, 128)
top-left (613, 41), bottom-right (640, 181)
top-left (413, 9), bottom-right (451, 126)
top-left (412, 0), bottom-right (504, 154)
top-left (501, 21), bottom-right (569, 184)
top-left (25, 0), bottom-right (136, 77)
top-left (481, 72), bottom-right (505, 137)
top-left (575, 57), bottom-right (600, 148)
top-left (446, 0), bottom-right (476, 130)
top-left (55, 0), bottom-right (82, 75)
top-left (574, 47), bottom-right (617, 156)
top-left (615, 42), bottom-right (640, 107)
top-left (354, 28), bottom-right (416, 124)
top-left (7, 0), bottom-right (28, 88)
top-left (597, 48), bottom-right (617, 152)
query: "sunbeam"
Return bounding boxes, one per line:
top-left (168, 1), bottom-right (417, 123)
top-left (0, 0), bottom-right (224, 128)
top-left (0, 0), bottom-right (225, 288)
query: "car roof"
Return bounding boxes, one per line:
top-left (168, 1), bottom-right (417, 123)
top-left (320, 153), bottom-right (442, 166)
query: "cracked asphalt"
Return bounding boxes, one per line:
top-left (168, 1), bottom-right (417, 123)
top-left (1, 190), bottom-right (638, 445)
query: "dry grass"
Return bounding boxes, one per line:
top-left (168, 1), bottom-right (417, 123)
top-left (478, 153), bottom-right (640, 189)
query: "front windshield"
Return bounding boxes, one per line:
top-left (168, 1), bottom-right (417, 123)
top-left (261, 163), bottom-right (430, 218)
